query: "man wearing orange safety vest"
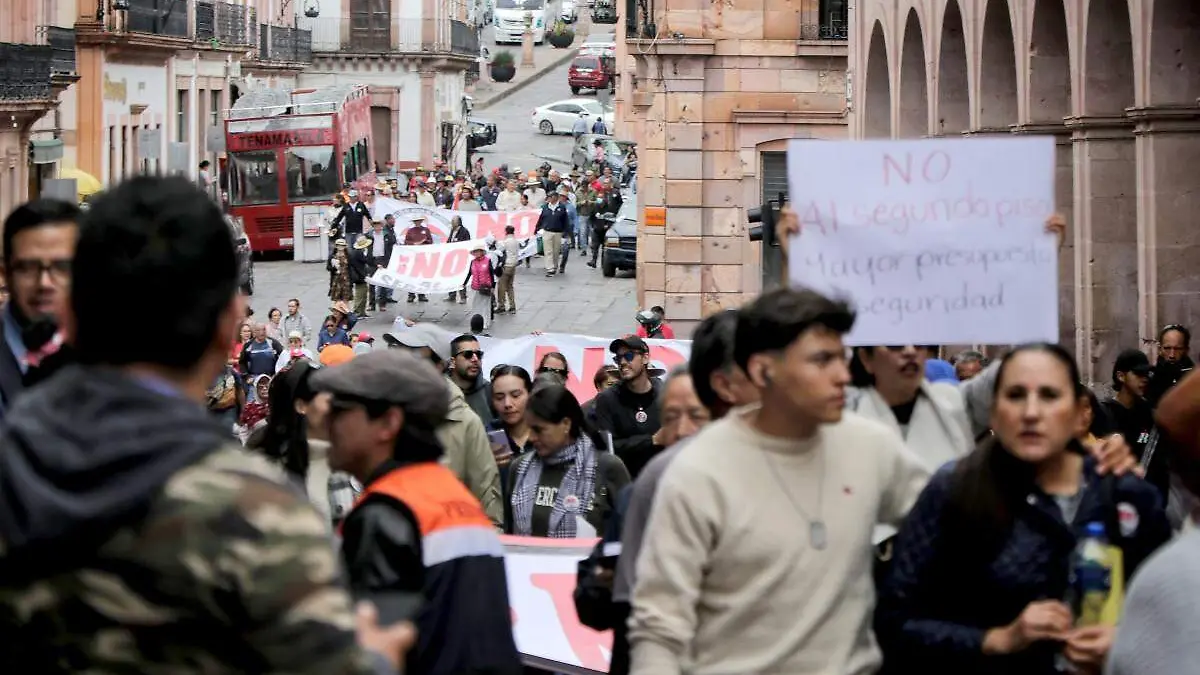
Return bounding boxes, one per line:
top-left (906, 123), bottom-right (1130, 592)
top-left (310, 350), bottom-right (521, 675)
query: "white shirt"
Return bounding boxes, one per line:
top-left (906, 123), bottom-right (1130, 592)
top-left (372, 233), bottom-right (386, 257)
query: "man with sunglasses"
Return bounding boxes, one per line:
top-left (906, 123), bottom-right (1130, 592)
top-left (448, 334), bottom-right (493, 424)
top-left (592, 336), bottom-right (664, 479)
top-left (311, 350), bottom-right (521, 675)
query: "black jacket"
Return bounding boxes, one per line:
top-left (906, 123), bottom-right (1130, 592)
top-left (448, 225), bottom-right (472, 243)
top-left (479, 187), bottom-right (499, 211)
top-left (536, 202), bottom-right (569, 234)
top-left (331, 202), bottom-right (371, 236)
top-left (591, 379), bottom-right (663, 479)
top-left (877, 451), bottom-right (1171, 675)
top-left (0, 333), bottom-right (24, 419)
top-left (349, 248), bottom-right (373, 284)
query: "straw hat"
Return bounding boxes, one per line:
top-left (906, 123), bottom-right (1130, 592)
top-left (353, 237), bottom-right (372, 250)
top-left (329, 300), bottom-right (351, 315)
top-left (333, 238), bottom-right (347, 248)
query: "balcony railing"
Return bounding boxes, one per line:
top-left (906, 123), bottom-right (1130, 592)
top-left (0, 43), bottom-right (52, 101)
top-left (258, 24), bottom-right (313, 63)
top-left (298, 16), bottom-right (478, 57)
top-left (197, 1), bottom-right (250, 46)
top-left (799, 0), bottom-right (848, 40)
top-left (36, 26), bottom-right (77, 75)
top-left (126, 0), bottom-right (191, 38)
top-left (450, 20), bottom-right (479, 57)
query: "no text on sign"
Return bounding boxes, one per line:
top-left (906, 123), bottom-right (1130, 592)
top-left (785, 137), bottom-right (1058, 346)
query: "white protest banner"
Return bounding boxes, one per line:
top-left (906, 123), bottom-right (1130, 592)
top-left (368, 238), bottom-right (539, 295)
top-left (368, 198), bottom-right (542, 242)
top-left (786, 137), bottom-right (1057, 346)
top-left (478, 332), bottom-right (691, 403)
top-left (501, 535), bottom-right (609, 673)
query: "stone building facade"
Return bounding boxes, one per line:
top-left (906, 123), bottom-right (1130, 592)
top-left (854, 0), bottom-right (1200, 382)
top-left (615, 0), bottom-right (851, 334)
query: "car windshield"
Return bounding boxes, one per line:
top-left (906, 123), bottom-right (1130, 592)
top-left (603, 139), bottom-right (631, 157)
top-left (585, 34), bottom-right (614, 44)
top-left (573, 57), bottom-right (600, 69)
top-left (579, 101), bottom-right (603, 115)
top-left (496, 0), bottom-right (544, 8)
top-left (618, 188), bottom-right (637, 221)
top-left (228, 149), bottom-right (280, 206)
top-left (285, 145), bottom-right (340, 202)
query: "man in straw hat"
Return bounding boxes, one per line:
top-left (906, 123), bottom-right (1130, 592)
top-left (523, 177), bottom-right (546, 209)
top-left (402, 215), bottom-right (433, 304)
top-left (350, 236), bottom-right (374, 317)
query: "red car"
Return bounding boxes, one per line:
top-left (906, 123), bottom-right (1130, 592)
top-left (568, 54), bottom-right (613, 94)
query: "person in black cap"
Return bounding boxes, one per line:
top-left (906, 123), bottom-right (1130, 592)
top-left (1102, 348), bottom-right (1166, 498)
top-left (311, 350), bottom-right (521, 675)
top-left (591, 335), bottom-right (664, 479)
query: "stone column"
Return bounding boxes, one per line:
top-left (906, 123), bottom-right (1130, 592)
top-left (1129, 107), bottom-right (1200, 352)
top-left (1066, 116), bottom-right (1138, 383)
top-left (418, 70), bottom-right (436, 167)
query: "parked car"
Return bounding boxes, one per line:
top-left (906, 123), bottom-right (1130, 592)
top-left (591, 0), bottom-right (618, 23)
top-left (581, 32), bottom-right (616, 51)
top-left (560, 0), bottom-right (578, 22)
top-left (228, 214), bottom-right (255, 295)
top-left (531, 98), bottom-right (614, 135)
top-left (572, 134), bottom-right (635, 173)
top-left (567, 53), bottom-right (613, 94)
top-left (602, 186), bottom-right (636, 277)
top-left (467, 118), bottom-right (498, 149)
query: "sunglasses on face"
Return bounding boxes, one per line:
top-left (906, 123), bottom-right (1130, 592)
top-left (456, 349), bottom-right (484, 360)
top-left (614, 351), bottom-right (642, 364)
top-left (538, 366), bottom-right (568, 376)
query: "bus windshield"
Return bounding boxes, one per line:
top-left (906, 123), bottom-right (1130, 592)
top-left (285, 145), bottom-right (340, 202)
top-left (228, 149), bottom-right (279, 206)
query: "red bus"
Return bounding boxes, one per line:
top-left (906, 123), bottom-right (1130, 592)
top-left (225, 84), bottom-right (375, 252)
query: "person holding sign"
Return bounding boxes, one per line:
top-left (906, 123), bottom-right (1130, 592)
top-left (875, 344), bottom-right (1170, 674)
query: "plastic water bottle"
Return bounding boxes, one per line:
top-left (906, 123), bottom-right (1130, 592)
top-left (1070, 521), bottom-right (1113, 626)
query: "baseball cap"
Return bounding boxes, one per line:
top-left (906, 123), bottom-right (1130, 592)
top-left (381, 322), bottom-right (454, 361)
top-left (1113, 348), bottom-right (1152, 376)
top-left (310, 350), bottom-right (451, 425)
top-left (319, 344), bottom-right (356, 367)
top-left (609, 335), bottom-right (649, 354)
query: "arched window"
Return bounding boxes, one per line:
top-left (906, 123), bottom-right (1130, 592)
top-left (350, 0), bottom-right (391, 52)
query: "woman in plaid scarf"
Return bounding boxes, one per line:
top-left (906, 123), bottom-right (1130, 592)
top-left (505, 384), bottom-right (631, 538)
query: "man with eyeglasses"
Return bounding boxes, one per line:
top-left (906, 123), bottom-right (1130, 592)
top-left (310, 349), bottom-right (521, 675)
top-left (448, 334), bottom-right (493, 424)
top-left (592, 336), bottom-right (664, 479)
top-left (0, 199), bottom-right (80, 417)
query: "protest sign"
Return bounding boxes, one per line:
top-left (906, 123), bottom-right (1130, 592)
top-left (786, 137), bottom-right (1057, 346)
top-left (368, 199), bottom-right (541, 241)
top-left (502, 536), bottom-right (609, 673)
top-left (368, 238), bottom-right (539, 295)
top-left (478, 332), bottom-right (692, 403)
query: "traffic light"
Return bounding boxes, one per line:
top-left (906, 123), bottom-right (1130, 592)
top-left (747, 192), bottom-right (786, 248)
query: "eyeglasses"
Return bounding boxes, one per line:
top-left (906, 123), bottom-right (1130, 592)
top-left (614, 351), bottom-right (641, 364)
top-left (9, 258), bottom-right (71, 284)
top-left (455, 349), bottom-right (484, 360)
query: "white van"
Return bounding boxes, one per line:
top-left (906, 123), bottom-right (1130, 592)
top-left (493, 0), bottom-right (547, 44)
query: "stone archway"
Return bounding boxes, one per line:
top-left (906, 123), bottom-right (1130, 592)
top-left (937, 0), bottom-right (969, 134)
top-left (1083, 0), bottom-right (1134, 113)
top-left (1148, 0), bottom-right (1200, 104)
top-left (864, 20), bottom-right (892, 138)
top-left (979, 0), bottom-right (1018, 128)
top-left (899, 9), bottom-right (929, 137)
top-left (1028, 0), bottom-right (1071, 122)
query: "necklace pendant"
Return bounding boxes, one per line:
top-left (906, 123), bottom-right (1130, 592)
top-left (809, 521), bottom-right (828, 551)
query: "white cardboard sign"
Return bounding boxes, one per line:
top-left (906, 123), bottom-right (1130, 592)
top-left (786, 137), bottom-right (1058, 346)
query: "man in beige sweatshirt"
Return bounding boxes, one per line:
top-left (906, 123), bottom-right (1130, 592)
top-left (629, 288), bottom-right (931, 675)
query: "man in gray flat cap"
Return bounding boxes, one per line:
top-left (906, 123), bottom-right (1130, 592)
top-left (311, 350), bottom-right (521, 675)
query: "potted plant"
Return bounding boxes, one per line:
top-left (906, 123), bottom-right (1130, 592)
top-left (548, 20), bottom-right (575, 48)
top-left (490, 50), bottom-right (516, 83)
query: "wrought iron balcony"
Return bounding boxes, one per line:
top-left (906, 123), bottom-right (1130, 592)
top-left (0, 43), bottom-right (52, 101)
top-left (799, 0), bottom-right (848, 41)
top-left (258, 24), bottom-right (313, 63)
top-left (125, 0), bottom-right (191, 38)
top-left (196, 1), bottom-right (251, 46)
top-left (298, 16), bottom-right (478, 58)
top-left (35, 26), bottom-right (77, 76)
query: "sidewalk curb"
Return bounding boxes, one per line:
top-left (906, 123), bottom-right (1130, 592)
top-left (476, 47), bottom-right (579, 110)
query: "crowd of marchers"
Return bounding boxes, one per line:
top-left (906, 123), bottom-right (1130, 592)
top-left (0, 179), bottom-right (1197, 675)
